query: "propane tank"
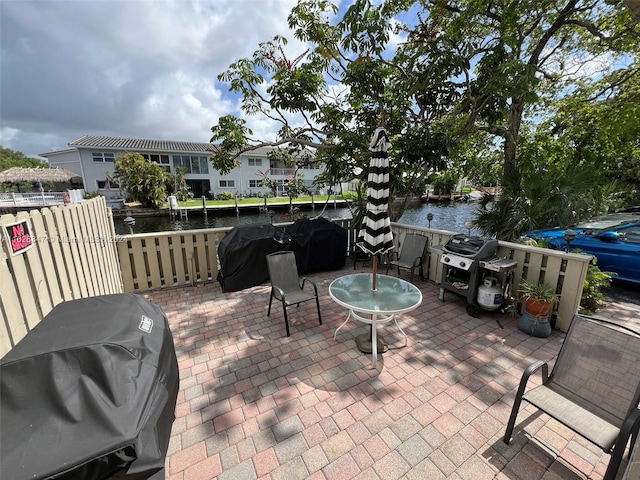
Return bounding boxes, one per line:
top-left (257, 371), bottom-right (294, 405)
top-left (477, 277), bottom-right (503, 310)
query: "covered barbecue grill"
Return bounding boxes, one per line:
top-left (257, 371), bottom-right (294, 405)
top-left (217, 224), bottom-right (292, 292)
top-left (288, 217), bottom-right (347, 273)
top-left (438, 234), bottom-right (516, 319)
top-left (0, 294), bottom-right (179, 480)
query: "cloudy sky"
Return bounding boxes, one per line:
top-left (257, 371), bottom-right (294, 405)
top-left (0, 0), bottom-right (330, 158)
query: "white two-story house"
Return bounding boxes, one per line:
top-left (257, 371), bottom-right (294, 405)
top-left (40, 135), bottom-right (325, 200)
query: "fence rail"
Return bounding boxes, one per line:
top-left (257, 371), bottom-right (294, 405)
top-left (1, 204), bottom-right (592, 358)
top-left (0, 197), bottom-right (122, 356)
top-left (0, 192), bottom-right (66, 207)
top-left (389, 223), bottom-right (591, 331)
top-left (117, 218), bottom-right (590, 332)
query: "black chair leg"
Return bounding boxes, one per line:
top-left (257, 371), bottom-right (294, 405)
top-left (315, 296), bottom-right (322, 325)
top-left (604, 409), bottom-right (640, 480)
top-left (281, 298), bottom-right (290, 337)
top-left (267, 290), bottom-right (274, 316)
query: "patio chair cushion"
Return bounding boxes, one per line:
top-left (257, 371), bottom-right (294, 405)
top-left (524, 385), bottom-right (620, 450)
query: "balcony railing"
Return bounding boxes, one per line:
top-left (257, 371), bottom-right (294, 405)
top-left (266, 168), bottom-right (296, 176)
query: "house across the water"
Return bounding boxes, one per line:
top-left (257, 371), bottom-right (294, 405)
top-left (40, 135), bottom-right (325, 200)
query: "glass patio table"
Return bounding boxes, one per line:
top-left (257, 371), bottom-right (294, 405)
top-left (329, 273), bottom-right (422, 368)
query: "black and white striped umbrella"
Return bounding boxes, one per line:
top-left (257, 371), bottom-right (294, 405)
top-left (359, 127), bottom-right (393, 289)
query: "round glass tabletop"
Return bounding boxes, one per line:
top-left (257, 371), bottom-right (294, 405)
top-left (329, 273), bottom-right (422, 314)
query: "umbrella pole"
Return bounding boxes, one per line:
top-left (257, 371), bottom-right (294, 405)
top-left (372, 255), bottom-right (377, 290)
top-left (355, 253), bottom-right (388, 357)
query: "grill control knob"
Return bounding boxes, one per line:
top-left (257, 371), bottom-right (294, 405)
top-left (460, 261), bottom-right (466, 268)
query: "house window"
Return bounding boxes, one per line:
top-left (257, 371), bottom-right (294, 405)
top-left (248, 179), bottom-right (261, 188)
top-left (219, 180), bottom-right (235, 188)
top-left (97, 180), bottom-right (120, 189)
top-left (141, 153), bottom-right (171, 170)
top-left (247, 158), bottom-right (262, 166)
top-left (172, 155), bottom-right (209, 174)
top-left (92, 152), bottom-right (115, 162)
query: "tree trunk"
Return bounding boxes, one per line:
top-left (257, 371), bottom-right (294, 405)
top-left (503, 97), bottom-right (525, 178)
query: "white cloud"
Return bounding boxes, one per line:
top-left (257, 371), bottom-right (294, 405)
top-left (0, 0), bottom-right (305, 157)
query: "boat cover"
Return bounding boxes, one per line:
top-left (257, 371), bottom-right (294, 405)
top-left (0, 294), bottom-right (179, 480)
top-left (288, 217), bottom-right (347, 273)
top-left (217, 224), bottom-right (292, 292)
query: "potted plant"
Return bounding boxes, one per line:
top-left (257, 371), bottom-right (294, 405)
top-left (516, 280), bottom-right (558, 337)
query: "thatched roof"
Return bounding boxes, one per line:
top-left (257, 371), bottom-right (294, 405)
top-left (0, 167), bottom-right (82, 183)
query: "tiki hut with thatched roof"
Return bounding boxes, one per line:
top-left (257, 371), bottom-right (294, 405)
top-left (0, 167), bottom-right (83, 184)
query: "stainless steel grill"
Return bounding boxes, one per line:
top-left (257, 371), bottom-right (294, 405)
top-left (439, 234), bottom-right (516, 321)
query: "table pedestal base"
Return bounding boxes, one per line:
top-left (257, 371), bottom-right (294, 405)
top-left (356, 334), bottom-right (388, 354)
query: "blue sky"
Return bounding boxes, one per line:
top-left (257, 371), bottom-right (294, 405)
top-left (1, 0), bottom-right (342, 158)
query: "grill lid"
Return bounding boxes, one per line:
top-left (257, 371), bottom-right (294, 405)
top-left (443, 234), bottom-right (498, 258)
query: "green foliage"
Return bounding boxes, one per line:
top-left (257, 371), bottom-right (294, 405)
top-left (517, 280), bottom-right (558, 304)
top-left (579, 256), bottom-right (613, 315)
top-left (113, 152), bottom-right (170, 208)
top-left (210, 0), bottom-right (638, 224)
top-left (429, 171), bottom-right (458, 194)
top-left (345, 181), bottom-right (367, 231)
top-left (0, 146), bottom-right (49, 171)
top-left (0, 146), bottom-right (51, 192)
top-left (215, 191), bottom-right (234, 200)
top-left (474, 158), bottom-right (608, 241)
top-left (170, 166), bottom-right (193, 202)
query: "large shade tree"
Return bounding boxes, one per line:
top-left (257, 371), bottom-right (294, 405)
top-left (211, 0), bottom-right (639, 229)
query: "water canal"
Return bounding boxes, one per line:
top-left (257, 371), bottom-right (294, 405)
top-left (113, 200), bottom-right (483, 236)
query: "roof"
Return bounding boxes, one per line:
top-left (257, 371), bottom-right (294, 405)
top-left (0, 167), bottom-right (82, 183)
top-left (68, 135), bottom-right (219, 154)
top-left (38, 148), bottom-right (77, 157)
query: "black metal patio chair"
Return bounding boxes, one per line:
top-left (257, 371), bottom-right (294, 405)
top-left (266, 251), bottom-right (322, 337)
top-left (385, 233), bottom-right (429, 283)
top-left (504, 314), bottom-right (640, 480)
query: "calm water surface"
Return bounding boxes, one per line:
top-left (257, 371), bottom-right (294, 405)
top-left (114, 200), bottom-right (483, 236)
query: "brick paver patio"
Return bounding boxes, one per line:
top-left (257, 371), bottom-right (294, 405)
top-left (144, 264), bottom-right (640, 480)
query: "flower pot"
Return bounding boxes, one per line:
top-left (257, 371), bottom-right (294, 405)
top-left (517, 312), bottom-right (552, 337)
top-left (523, 296), bottom-right (552, 317)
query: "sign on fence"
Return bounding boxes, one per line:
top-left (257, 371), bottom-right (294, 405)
top-left (3, 219), bottom-right (34, 255)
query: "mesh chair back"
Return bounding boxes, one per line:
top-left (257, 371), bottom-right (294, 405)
top-left (267, 251), bottom-right (301, 297)
top-left (399, 234), bottom-right (428, 261)
top-left (549, 315), bottom-right (640, 428)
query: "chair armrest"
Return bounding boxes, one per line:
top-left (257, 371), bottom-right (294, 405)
top-left (272, 285), bottom-right (285, 299)
top-left (301, 277), bottom-right (319, 294)
top-left (503, 360), bottom-right (549, 445)
top-left (516, 360), bottom-right (549, 396)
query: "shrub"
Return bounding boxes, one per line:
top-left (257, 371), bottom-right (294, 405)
top-left (579, 256), bottom-right (613, 315)
top-left (216, 191), bottom-right (234, 200)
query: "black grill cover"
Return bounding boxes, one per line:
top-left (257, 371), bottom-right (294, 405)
top-left (288, 217), bottom-right (347, 273)
top-left (0, 294), bottom-right (179, 480)
top-left (217, 224), bottom-right (291, 292)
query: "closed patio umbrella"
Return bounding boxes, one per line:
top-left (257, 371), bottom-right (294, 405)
top-left (356, 126), bottom-right (394, 354)
top-left (358, 126), bottom-right (394, 290)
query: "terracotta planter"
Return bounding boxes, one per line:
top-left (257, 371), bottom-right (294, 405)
top-left (523, 296), bottom-right (552, 317)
